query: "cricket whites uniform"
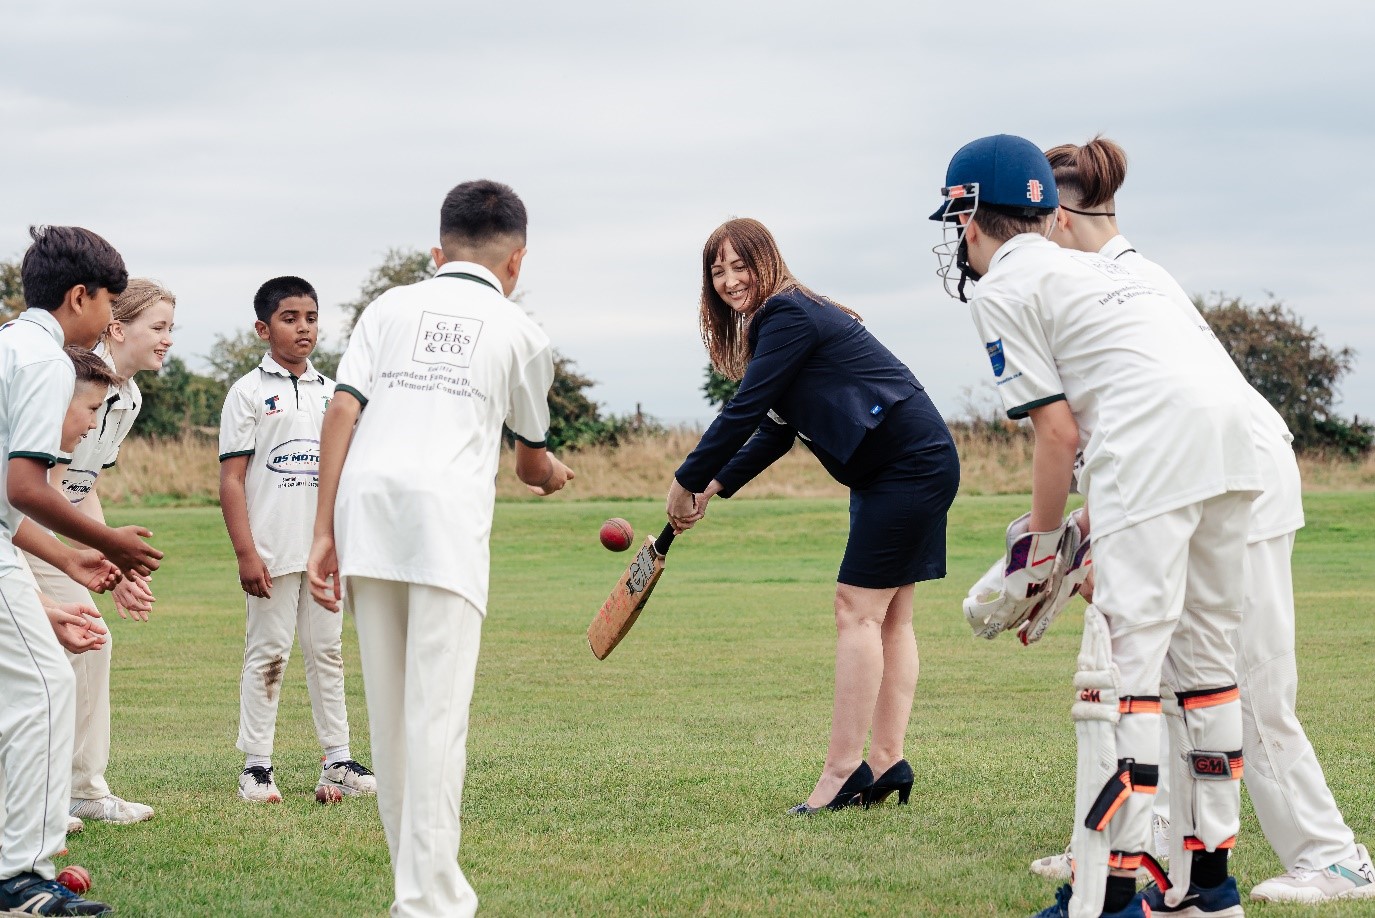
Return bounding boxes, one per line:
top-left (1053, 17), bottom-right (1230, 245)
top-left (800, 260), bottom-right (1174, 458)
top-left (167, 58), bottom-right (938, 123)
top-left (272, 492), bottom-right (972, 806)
top-left (970, 235), bottom-right (1260, 915)
top-left (333, 261), bottom-right (553, 918)
top-left (219, 355), bottom-right (349, 759)
top-left (1104, 236), bottom-right (1361, 874)
top-left (21, 344), bottom-right (138, 806)
top-left (0, 309), bottom-right (78, 883)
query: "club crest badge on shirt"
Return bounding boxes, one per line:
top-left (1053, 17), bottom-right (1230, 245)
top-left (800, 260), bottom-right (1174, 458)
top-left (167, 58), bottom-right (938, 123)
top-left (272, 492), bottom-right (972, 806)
top-left (986, 339), bottom-right (1006, 377)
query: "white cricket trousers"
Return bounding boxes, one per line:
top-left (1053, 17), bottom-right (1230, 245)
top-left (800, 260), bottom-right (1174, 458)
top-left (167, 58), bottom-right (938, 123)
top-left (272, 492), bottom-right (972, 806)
top-left (1155, 531), bottom-right (1357, 871)
top-left (348, 577), bottom-right (482, 918)
top-left (0, 571), bottom-right (74, 882)
top-left (22, 550), bottom-right (111, 801)
top-left (238, 572), bottom-right (349, 756)
top-left (1090, 492), bottom-right (1250, 899)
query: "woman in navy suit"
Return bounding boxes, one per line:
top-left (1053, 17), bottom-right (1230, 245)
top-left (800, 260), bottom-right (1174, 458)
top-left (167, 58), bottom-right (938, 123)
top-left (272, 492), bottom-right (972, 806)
top-left (667, 218), bottom-right (960, 814)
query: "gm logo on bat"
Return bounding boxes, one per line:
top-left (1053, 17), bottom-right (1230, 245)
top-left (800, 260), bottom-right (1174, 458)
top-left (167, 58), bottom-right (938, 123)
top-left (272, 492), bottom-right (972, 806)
top-left (626, 544), bottom-right (657, 594)
top-left (267, 438), bottom-right (320, 476)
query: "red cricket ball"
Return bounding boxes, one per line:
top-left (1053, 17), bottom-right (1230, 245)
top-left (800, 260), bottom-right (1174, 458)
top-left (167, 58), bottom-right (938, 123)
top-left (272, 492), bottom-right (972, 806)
top-left (599, 518), bottom-right (634, 552)
top-left (57, 865), bottom-right (91, 895)
top-left (315, 784), bottom-right (344, 805)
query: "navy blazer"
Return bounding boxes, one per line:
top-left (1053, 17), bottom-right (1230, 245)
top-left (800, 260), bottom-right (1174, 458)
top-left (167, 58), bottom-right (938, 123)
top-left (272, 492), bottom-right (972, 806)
top-left (676, 289), bottom-right (927, 495)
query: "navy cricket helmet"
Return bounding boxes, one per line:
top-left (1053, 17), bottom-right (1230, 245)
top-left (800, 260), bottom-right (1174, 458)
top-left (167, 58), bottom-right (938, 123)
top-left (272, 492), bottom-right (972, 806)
top-left (930, 134), bottom-right (1059, 222)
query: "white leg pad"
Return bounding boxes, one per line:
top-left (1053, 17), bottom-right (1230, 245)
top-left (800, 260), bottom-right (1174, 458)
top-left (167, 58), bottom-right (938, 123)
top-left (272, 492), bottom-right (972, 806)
top-left (1070, 605), bottom-right (1121, 918)
top-left (1163, 687), bottom-right (1243, 906)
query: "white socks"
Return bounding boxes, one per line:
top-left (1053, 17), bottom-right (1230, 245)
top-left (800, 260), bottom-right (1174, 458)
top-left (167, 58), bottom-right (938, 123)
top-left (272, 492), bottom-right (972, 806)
top-left (323, 745), bottom-right (352, 767)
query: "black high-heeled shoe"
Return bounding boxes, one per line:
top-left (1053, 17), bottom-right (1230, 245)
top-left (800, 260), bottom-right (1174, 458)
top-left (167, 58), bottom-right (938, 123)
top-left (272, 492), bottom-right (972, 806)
top-left (787, 762), bottom-right (874, 815)
top-left (862, 759), bottom-right (913, 807)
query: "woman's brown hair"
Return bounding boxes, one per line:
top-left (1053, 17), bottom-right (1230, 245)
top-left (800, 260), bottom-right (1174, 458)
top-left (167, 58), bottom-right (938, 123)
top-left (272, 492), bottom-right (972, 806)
top-left (1045, 135), bottom-right (1129, 210)
top-left (699, 218), bottom-right (859, 381)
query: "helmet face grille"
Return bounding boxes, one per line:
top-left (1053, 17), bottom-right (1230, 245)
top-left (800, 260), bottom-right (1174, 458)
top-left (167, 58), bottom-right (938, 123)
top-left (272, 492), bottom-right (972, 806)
top-left (933, 184), bottom-right (980, 302)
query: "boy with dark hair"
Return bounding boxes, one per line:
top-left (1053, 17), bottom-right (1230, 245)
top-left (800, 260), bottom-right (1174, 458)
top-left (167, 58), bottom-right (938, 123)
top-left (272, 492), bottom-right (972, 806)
top-left (933, 137), bottom-right (1259, 918)
top-left (1, 226), bottom-right (161, 916)
top-left (309, 180), bottom-right (572, 917)
top-left (220, 276), bottom-right (374, 804)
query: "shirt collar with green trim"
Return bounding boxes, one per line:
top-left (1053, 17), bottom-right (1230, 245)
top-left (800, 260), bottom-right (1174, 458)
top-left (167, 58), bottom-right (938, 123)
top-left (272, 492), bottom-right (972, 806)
top-left (434, 261), bottom-right (504, 294)
top-left (18, 308), bottom-right (65, 346)
top-left (92, 341), bottom-right (140, 410)
top-left (259, 351), bottom-right (323, 383)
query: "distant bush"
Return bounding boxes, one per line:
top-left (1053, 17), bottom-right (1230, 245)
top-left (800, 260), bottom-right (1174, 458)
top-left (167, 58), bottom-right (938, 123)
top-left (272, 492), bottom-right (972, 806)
top-left (1199, 293), bottom-right (1370, 457)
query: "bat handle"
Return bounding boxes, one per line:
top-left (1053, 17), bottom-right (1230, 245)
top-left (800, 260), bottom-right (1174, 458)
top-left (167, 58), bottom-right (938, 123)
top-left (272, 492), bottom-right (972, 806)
top-left (654, 523), bottom-right (677, 556)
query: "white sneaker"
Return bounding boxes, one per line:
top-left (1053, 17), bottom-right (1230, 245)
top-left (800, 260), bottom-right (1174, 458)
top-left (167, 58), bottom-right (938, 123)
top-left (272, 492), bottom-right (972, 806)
top-left (69, 794), bottom-right (154, 824)
top-left (1251, 843), bottom-right (1375, 903)
top-left (238, 765), bottom-right (282, 803)
top-left (318, 759), bottom-right (377, 797)
top-left (66, 815), bottom-right (84, 834)
top-left (1030, 845), bottom-right (1073, 881)
top-left (1029, 840), bottom-right (1167, 883)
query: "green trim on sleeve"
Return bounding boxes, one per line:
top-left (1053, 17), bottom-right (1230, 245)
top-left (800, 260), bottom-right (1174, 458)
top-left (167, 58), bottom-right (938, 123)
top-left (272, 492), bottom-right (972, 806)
top-left (334, 384), bottom-right (368, 407)
top-left (514, 433), bottom-right (548, 449)
top-left (8, 451), bottom-right (57, 467)
top-left (218, 449), bottom-right (255, 462)
top-left (1007, 393), bottom-right (1067, 420)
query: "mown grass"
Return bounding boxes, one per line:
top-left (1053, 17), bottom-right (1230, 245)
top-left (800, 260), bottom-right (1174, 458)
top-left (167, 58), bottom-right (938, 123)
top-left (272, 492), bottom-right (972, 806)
top-left (67, 494), bottom-right (1375, 916)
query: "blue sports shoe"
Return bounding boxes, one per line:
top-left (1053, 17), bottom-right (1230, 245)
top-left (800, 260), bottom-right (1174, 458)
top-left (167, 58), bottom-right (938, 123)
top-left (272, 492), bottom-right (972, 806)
top-left (1141, 876), bottom-right (1243, 917)
top-left (1032, 884), bottom-right (1152, 918)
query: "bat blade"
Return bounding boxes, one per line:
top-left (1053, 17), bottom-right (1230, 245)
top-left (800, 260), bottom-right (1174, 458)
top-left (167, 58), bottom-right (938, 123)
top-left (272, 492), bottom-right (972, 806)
top-left (588, 524), bottom-right (676, 660)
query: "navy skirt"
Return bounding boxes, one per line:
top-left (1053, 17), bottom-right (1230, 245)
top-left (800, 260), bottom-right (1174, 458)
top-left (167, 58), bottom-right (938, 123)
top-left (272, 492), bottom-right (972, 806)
top-left (832, 396), bottom-right (960, 589)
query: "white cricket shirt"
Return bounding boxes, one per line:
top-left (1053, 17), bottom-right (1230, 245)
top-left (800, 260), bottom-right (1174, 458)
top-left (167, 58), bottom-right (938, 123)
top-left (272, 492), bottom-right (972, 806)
top-left (332, 261), bottom-right (553, 612)
top-left (969, 234), bottom-right (1261, 538)
top-left (219, 354), bottom-right (334, 577)
top-left (0, 310), bottom-right (75, 578)
top-left (1100, 236), bottom-right (1304, 541)
top-left (56, 344), bottom-right (141, 504)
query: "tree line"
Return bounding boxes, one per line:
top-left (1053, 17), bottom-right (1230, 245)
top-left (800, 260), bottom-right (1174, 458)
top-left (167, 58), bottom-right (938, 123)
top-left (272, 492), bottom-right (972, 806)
top-left (2, 249), bottom-right (654, 451)
top-left (5, 252), bottom-right (1370, 457)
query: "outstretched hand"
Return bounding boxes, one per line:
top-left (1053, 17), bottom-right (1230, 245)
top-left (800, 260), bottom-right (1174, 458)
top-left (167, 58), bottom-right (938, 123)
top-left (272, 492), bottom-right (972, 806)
top-left (65, 548), bottom-right (122, 594)
top-left (113, 573), bottom-right (156, 621)
top-left (46, 601), bottom-right (108, 654)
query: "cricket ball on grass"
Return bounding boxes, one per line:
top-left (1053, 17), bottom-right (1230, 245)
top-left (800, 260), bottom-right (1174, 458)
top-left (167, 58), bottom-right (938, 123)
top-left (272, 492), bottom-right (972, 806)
top-left (57, 865), bottom-right (92, 895)
top-left (599, 518), bottom-right (634, 552)
top-left (315, 784), bottom-right (344, 805)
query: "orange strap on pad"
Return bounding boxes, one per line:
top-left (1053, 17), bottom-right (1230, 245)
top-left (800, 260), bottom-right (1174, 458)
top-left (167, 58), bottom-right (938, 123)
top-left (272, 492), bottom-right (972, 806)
top-left (1084, 758), bottom-right (1159, 831)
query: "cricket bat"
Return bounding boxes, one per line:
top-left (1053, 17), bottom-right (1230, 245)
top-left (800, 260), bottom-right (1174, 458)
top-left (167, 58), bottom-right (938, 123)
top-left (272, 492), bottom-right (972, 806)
top-left (588, 523), bottom-right (677, 660)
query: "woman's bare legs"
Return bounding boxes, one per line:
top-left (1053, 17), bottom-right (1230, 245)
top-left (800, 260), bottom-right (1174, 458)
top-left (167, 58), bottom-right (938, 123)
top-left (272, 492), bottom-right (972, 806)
top-left (804, 582), bottom-right (910, 808)
top-left (868, 584), bottom-right (917, 776)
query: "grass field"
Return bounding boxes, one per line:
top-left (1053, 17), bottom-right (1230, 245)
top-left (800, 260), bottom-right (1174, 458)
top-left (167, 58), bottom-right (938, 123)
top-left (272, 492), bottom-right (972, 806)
top-left (67, 493), bottom-right (1375, 916)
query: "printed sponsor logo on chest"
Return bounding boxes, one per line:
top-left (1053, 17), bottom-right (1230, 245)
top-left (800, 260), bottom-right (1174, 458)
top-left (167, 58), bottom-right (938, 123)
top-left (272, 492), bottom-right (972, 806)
top-left (63, 469), bottom-right (98, 504)
top-left (414, 311), bottom-right (484, 368)
top-left (267, 438), bottom-right (320, 477)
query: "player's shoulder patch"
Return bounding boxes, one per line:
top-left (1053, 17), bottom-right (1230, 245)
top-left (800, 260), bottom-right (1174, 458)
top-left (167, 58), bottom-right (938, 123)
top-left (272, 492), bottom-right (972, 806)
top-left (985, 338), bottom-right (1006, 377)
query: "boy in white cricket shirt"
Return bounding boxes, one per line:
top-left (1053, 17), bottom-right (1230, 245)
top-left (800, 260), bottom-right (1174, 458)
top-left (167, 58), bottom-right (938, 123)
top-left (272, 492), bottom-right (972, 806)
top-left (1, 225), bottom-right (162, 917)
top-left (308, 180), bottom-right (573, 918)
top-left (21, 279), bottom-right (173, 829)
top-left (219, 277), bottom-right (375, 804)
top-left (932, 137), bottom-right (1259, 918)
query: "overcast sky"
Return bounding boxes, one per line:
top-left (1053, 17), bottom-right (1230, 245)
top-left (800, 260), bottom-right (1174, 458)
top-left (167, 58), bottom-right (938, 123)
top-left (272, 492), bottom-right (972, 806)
top-left (4, 1), bottom-right (1372, 426)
